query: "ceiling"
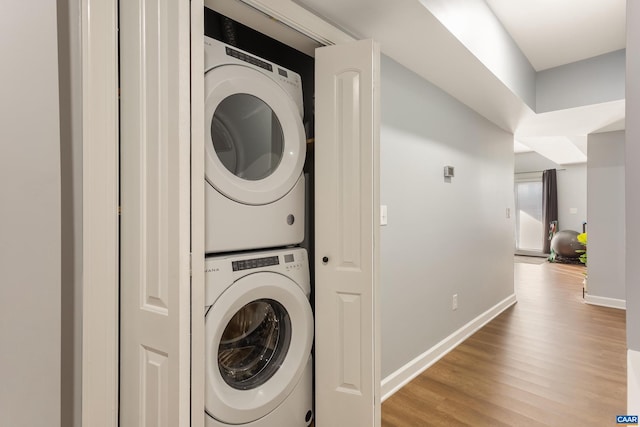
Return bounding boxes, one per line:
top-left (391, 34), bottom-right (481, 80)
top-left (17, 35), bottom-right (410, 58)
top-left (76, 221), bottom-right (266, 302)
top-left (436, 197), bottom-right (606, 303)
top-left (485, 0), bottom-right (626, 71)
top-left (485, 0), bottom-right (626, 163)
top-left (291, 0), bottom-right (626, 165)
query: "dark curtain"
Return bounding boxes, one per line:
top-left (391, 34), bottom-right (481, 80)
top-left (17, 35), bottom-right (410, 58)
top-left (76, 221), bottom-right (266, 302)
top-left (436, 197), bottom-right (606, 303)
top-left (542, 169), bottom-right (558, 254)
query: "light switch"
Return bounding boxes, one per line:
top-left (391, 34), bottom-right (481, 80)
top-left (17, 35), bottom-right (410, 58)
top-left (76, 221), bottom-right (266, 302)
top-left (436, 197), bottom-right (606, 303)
top-left (570, 208), bottom-right (578, 214)
top-left (380, 205), bottom-right (388, 226)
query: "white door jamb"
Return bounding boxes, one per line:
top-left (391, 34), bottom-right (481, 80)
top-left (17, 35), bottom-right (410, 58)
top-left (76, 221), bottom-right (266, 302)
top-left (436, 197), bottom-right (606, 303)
top-left (81, 0), bottom-right (119, 425)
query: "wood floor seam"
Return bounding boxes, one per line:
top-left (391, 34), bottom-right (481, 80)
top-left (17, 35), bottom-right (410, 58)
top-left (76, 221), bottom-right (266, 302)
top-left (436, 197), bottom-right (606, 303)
top-left (382, 261), bottom-right (626, 427)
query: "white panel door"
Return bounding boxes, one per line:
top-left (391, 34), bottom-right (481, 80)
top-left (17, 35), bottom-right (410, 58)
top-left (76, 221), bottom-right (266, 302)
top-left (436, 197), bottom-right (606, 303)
top-left (119, 1), bottom-right (191, 426)
top-left (315, 39), bottom-right (381, 427)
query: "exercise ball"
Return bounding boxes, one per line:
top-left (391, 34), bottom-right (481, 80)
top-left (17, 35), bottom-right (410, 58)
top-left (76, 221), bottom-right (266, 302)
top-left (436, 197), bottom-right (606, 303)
top-left (550, 230), bottom-right (583, 258)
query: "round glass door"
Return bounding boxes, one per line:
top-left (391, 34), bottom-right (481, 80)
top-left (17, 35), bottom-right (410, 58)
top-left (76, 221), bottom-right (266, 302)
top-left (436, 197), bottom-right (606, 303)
top-left (205, 272), bottom-right (313, 424)
top-left (218, 299), bottom-right (291, 390)
top-left (211, 94), bottom-right (285, 182)
top-left (204, 65), bottom-right (305, 206)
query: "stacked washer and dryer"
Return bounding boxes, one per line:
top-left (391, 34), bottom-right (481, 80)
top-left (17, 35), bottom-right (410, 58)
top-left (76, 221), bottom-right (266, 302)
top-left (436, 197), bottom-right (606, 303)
top-left (203, 36), bottom-right (314, 427)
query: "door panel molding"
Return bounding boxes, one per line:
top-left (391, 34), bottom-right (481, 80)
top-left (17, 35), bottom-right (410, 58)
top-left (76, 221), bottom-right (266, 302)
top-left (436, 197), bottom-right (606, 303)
top-left (119, 0), bottom-right (191, 425)
top-left (315, 39), bottom-right (381, 427)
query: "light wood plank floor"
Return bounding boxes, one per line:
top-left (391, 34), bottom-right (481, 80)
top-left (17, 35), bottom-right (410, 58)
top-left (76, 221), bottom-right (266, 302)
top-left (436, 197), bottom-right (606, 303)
top-left (381, 262), bottom-right (627, 426)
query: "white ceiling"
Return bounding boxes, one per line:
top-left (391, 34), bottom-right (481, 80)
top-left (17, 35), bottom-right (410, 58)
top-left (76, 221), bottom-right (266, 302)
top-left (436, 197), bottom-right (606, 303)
top-left (289, 0), bottom-right (625, 164)
top-left (487, 0), bottom-right (627, 163)
top-left (485, 0), bottom-right (626, 71)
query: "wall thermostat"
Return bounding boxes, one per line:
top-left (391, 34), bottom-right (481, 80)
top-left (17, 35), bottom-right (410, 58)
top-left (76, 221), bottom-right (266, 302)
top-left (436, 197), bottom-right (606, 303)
top-left (444, 165), bottom-right (455, 178)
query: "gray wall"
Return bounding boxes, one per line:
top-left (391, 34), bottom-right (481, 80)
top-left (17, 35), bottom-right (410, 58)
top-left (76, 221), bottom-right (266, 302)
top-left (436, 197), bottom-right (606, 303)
top-left (587, 131), bottom-right (625, 301)
top-left (557, 166), bottom-right (587, 233)
top-left (380, 56), bottom-right (515, 378)
top-left (0, 1), bottom-right (62, 426)
top-left (537, 50), bottom-right (625, 113)
top-left (515, 152), bottom-right (587, 233)
top-left (627, 1), bottom-right (640, 351)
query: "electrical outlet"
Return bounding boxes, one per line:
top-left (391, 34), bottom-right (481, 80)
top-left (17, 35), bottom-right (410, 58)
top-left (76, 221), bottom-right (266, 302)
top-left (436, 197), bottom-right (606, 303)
top-left (452, 294), bottom-right (458, 311)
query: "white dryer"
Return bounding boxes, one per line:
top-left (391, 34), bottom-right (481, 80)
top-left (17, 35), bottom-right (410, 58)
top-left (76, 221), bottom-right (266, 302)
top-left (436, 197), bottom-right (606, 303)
top-left (204, 36), bottom-right (306, 254)
top-left (205, 248), bottom-right (313, 427)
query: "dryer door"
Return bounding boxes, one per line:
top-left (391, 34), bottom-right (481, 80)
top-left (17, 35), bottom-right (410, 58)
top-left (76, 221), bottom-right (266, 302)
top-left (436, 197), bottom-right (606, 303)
top-left (204, 64), bottom-right (306, 206)
top-left (205, 272), bottom-right (313, 424)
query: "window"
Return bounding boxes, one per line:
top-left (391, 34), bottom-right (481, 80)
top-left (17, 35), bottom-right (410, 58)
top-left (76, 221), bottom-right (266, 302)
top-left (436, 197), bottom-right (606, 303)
top-left (515, 178), bottom-right (543, 253)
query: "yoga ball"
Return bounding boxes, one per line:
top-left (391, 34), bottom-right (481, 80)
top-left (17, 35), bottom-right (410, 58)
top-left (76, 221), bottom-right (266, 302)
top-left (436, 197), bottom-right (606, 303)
top-left (550, 230), bottom-right (582, 258)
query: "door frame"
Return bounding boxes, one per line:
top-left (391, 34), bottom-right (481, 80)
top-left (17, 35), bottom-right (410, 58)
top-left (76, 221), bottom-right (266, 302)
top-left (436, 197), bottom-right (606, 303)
top-left (81, 0), bottom-right (119, 425)
top-left (239, 0), bottom-right (355, 45)
top-left (81, 0), bottom-right (356, 425)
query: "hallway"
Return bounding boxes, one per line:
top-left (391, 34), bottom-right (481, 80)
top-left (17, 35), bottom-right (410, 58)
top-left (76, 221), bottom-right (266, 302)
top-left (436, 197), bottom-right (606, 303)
top-left (382, 261), bottom-right (627, 426)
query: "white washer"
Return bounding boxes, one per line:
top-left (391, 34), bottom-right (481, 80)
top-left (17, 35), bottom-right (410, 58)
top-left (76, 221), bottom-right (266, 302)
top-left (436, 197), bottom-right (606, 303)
top-left (205, 248), bottom-right (314, 427)
top-left (204, 36), bottom-right (306, 254)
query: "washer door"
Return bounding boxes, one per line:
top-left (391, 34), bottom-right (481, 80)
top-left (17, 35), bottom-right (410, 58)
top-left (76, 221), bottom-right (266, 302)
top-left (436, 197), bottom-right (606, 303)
top-left (205, 64), bottom-right (305, 206)
top-left (205, 272), bottom-right (313, 424)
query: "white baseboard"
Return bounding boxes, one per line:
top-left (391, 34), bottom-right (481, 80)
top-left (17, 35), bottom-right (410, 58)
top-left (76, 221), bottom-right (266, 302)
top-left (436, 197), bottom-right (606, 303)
top-left (629, 350), bottom-right (640, 414)
top-left (381, 294), bottom-right (517, 402)
top-left (584, 294), bottom-right (626, 310)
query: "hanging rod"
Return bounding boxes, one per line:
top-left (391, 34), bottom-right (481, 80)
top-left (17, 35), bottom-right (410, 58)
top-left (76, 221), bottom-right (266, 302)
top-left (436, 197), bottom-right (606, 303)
top-left (515, 168), bottom-right (567, 174)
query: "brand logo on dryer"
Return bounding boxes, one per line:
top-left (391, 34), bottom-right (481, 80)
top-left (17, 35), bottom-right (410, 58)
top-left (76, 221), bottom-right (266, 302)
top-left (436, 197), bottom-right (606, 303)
top-left (205, 267), bottom-right (220, 273)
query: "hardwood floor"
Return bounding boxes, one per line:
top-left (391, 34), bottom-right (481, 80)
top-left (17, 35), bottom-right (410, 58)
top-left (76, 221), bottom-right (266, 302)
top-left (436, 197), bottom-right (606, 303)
top-left (381, 262), bottom-right (627, 426)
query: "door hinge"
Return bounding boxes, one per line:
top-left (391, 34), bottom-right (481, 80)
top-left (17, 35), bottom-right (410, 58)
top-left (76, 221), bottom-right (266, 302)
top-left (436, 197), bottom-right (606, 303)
top-left (117, 206), bottom-right (121, 215)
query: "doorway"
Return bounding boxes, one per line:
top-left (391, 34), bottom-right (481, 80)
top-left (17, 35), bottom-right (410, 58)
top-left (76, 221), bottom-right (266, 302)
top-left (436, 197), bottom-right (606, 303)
top-left (514, 177), bottom-right (544, 255)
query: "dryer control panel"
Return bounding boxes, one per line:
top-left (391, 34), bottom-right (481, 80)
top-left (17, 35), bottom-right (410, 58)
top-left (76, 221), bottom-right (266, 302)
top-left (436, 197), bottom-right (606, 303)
top-left (205, 36), bottom-right (304, 116)
top-left (225, 47), bottom-right (273, 72)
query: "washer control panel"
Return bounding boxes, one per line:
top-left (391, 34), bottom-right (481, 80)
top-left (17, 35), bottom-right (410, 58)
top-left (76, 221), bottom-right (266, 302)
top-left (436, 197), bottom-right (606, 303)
top-left (205, 248), bottom-right (310, 306)
top-left (230, 253), bottom-right (303, 272)
top-left (232, 255), bottom-right (278, 271)
top-left (283, 253), bottom-right (303, 271)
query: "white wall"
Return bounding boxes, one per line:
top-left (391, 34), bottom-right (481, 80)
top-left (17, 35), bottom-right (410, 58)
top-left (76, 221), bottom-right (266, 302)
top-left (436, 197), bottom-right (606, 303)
top-left (419, 0), bottom-right (536, 109)
top-left (380, 55), bottom-right (514, 379)
top-left (587, 131), bottom-right (625, 302)
top-left (514, 150), bottom-right (559, 174)
top-left (627, 0), bottom-right (640, 413)
top-left (515, 152), bottom-right (587, 233)
top-left (536, 50), bottom-right (625, 113)
top-left (0, 2), bottom-right (62, 426)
